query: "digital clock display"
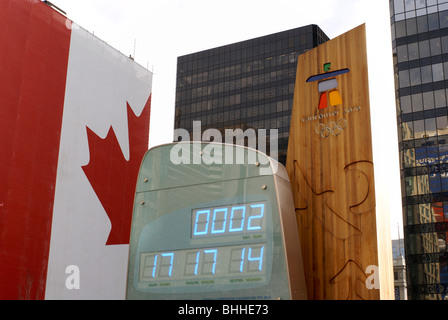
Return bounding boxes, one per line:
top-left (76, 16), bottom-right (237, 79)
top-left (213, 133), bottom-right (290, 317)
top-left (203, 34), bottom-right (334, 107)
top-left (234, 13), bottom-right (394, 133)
top-left (126, 143), bottom-right (307, 300)
top-left (132, 197), bottom-right (273, 294)
top-left (136, 200), bottom-right (269, 289)
top-left (139, 243), bottom-right (266, 284)
top-left (191, 202), bottom-right (266, 238)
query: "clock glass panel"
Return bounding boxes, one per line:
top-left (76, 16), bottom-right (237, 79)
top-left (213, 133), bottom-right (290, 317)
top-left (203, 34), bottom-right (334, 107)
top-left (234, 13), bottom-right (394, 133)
top-left (126, 143), bottom-right (301, 300)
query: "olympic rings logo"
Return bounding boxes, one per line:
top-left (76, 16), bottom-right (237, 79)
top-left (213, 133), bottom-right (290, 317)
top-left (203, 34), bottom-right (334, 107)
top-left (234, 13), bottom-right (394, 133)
top-left (315, 119), bottom-right (348, 138)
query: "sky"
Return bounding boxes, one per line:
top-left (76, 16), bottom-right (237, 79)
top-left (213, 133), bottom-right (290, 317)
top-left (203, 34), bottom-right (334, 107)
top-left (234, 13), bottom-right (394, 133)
top-left (48, 0), bottom-right (404, 240)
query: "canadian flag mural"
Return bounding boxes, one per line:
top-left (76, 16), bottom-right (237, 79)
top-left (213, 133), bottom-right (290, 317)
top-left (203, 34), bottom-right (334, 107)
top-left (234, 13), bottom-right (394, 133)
top-left (0, 0), bottom-right (152, 299)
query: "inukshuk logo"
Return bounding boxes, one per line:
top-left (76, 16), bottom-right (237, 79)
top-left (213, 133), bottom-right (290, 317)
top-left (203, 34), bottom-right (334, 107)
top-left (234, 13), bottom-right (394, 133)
top-left (306, 63), bottom-right (350, 138)
top-left (307, 62), bottom-right (349, 110)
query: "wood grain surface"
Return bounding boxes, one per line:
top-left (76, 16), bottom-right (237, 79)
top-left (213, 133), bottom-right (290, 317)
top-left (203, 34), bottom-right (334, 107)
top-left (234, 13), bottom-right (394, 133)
top-left (286, 24), bottom-right (383, 300)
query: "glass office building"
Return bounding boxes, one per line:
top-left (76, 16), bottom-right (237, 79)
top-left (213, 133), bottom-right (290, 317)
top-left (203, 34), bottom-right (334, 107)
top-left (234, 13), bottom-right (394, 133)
top-left (390, 0), bottom-right (448, 299)
top-left (174, 25), bottom-right (329, 164)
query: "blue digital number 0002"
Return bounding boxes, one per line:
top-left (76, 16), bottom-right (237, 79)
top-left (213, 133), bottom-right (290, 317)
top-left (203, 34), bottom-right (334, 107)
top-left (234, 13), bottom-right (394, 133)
top-left (192, 202), bottom-right (266, 238)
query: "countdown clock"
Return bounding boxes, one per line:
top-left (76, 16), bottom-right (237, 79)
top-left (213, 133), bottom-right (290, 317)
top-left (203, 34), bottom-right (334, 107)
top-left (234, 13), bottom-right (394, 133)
top-left (126, 143), bottom-right (307, 300)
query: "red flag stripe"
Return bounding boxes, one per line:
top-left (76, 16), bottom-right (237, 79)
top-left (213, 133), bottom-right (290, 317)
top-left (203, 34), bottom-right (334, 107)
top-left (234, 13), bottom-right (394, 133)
top-left (0, 0), bottom-right (71, 300)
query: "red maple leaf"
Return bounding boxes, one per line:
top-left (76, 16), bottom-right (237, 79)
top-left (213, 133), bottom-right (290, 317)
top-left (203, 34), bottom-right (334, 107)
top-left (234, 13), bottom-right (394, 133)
top-left (82, 95), bottom-right (151, 245)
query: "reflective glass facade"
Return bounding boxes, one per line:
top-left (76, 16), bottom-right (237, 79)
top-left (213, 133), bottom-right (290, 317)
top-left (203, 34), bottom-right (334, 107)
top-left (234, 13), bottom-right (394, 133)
top-left (390, 0), bottom-right (448, 300)
top-left (174, 25), bottom-right (329, 164)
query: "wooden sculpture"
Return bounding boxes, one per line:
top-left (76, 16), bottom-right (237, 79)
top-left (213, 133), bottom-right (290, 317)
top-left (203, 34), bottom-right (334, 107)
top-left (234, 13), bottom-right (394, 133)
top-left (286, 24), bottom-right (383, 300)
